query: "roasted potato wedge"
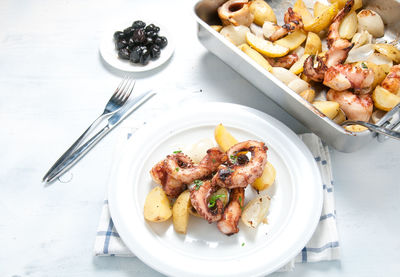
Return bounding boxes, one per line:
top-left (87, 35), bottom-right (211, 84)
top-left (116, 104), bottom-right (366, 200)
top-left (344, 124), bottom-right (368, 132)
top-left (339, 11), bottom-right (357, 39)
top-left (246, 32), bottom-right (289, 57)
top-left (252, 161), bottom-right (276, 191)
top-left (299, 88), bottom-right (316, 102)
top-left (372, 85), bottom-right (400, 111)
top-left (312, 100), bottom-right (340, 119)
top-left (330, 0), bottom-right (363, 11)
top-left (238, 43), bottom-right (273, 72)
top-left (293, 0), bottom-right (314, 26)
top-left (332, 108), bottom-right (346, 124)
top-left (249, 0), bottom-right (277, 25)
top-left (144, 186), bottom-right (172, 222)
top-left (275, 30), bottom-right (307, 51)
top-left (241, 194), bottom-right (271, 228)
top-left (314, 1), bottom-right (329, 18)
top-left (214, 123), bottom-right (238, 152)
top-left (290, 54), bottom-right (311, 74)
top-left (172, 190), bottom-right (191, 234)
top-left (304, 32), bottom-right (322, 55)
top-left (373, 44), bottom-right (400, 64)
top-left (304, 2), bottom-right (339, 33)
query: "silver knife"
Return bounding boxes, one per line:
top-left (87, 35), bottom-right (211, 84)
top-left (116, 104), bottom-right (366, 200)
top-left (43, 90), bottom-right (156, 183)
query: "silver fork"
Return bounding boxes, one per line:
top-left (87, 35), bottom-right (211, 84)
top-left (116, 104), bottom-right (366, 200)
top-left (42, 76), bottom-right (135, 182)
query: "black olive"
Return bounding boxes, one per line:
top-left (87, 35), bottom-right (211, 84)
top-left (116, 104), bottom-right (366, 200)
top-left (155, 36), bottom-right (168, 48)
top-left (145, 24), bottom-right (156, 32)
top-left (143, 36), bottom-right (154, 46)
top-left (113, 31), bottom-right (125, 41)
top-left (130, 46), bottom-right (142, 63)
top-left (132, 29), bottom-right (146, 44)
top-left (154, 26), bottom-right (160, 33)
top-left (150, 44), bottom-right (161, 60)
top-left (237, 154), bottom-right (249, 165)
top-left (118, 47), bottom-right (131, 60)
top-left (132, 20), bottom-right (146, 29)
top-left (140, 47), bottom-right (151, 65)
top-left (115, 39), bottom-right (128, 50)
top-left (128, 37), bottom-right (137, 47)
top-left (145, 31), bottom-right (158, 39)
top-left (123, 27), bottom-right (134, 36)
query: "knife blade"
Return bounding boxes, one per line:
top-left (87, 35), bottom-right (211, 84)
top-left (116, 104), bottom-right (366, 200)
top-left (43, 90), bottom-right (156, 183)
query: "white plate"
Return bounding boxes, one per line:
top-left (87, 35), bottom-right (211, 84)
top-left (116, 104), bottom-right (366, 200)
top-left (108, 102), bottom-right (323, 277)
top-left (99, 19), bottom-right (174, 72)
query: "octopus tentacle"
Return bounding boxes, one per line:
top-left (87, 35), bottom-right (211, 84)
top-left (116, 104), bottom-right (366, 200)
top-left (190, 180), bottom-right (223, 223)
top-left (327, 89), bottom-right (373, 121)
top-left (269, 8), bottom-right (303, 41)
top-left (150, 160), bottom-right (186, 198)
top-left (266, 53), bottom-right (298, 69)
top-left (217, 187), bottom-right (245, 235)
top-left (212, 140), bottom-right (268, 188)
top-left (303, 0), bottom-right (354, 83)
top-left (165, 147), bottom-right (227, 184)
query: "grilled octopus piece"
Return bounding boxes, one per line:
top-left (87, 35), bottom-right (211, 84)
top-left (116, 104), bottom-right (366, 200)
top-left (212, 140), bottom-right (268, 189)
top-left (327, 89), bottom-right (373, 121)
top-left (190, 180), bottom-right (224, 223)
top-left (303, 0), bottom-right (365, 87)
top-left (218, 0), bottom-right (254, 27)
top-left (150, 148), bottom-right (226, 198)
top-left (217, 187), bottom-right (245, 235)
top-left (266, 53), bottom-right (299, 69)
top-left (269, 8), bottom-right (303, 41)
top-left (164, 147), bottom-right (227, 184)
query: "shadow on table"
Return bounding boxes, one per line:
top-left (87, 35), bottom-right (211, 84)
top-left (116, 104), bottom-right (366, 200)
top-left (98, 50), bottom-right (174, 79)
top-left (93, 256), bottom-right (164, 276)
top-left (271, 260), bottom-right (342, 276)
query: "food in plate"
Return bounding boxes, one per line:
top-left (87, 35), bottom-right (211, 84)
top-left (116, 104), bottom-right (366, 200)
top-left (213, 0), bottom-right (400, 131)
top-left (144, 124), bottom-right (276, 236)
top-left (113, 20), bottom-right (168, 65)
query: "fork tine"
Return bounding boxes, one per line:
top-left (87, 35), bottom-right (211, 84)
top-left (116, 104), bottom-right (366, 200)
top-left (112, 74), bottom-right (130, 101)
top-left (115, 77), bottom-right (134, 104)
top-left (120, 79), bottom-right (135, 104)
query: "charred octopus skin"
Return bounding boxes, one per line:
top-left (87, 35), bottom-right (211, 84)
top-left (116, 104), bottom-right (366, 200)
top-left (164, 147), bottom-right (227, 184)
top-left (190, 180), bottom-right (224, 223)
top-left (218, 0), bottom-right (254, 27)
top-left (150, 154), bottom-right (192, 198)
top-left (217, 187), bottom-right (245, 235)
top-left (150, 148), bottom-right (226, 198)
top-left (269, 8), bottom-right (303, 41)
top-left (303, 0), bottom-right (355, 83)
top-left (213, 140), bottom-right (268, 188)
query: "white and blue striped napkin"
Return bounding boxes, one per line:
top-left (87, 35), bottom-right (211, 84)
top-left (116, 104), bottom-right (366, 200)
top-left (94, 129), bottom-right (340, 271)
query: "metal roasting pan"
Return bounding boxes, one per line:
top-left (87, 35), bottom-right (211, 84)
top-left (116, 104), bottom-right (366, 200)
top-left (194, 0), bottom-right (400, 152)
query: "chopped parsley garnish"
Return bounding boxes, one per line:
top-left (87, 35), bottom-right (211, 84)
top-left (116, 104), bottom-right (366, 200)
top-left (175, 167), bottom-right (179, 172)
top-left (208, 194), bottom-right (226, 208)
top-left (193, 180), bottom-right (203, 190)
top-left (230, 154), bottom-right (238, 163)
top-left (241, 242), bottom-right (245, 247)
top-left (173, 150), bottom-right (182, 154)
top-left (238, 196), bottom-right (243, 211)
top-left (361, 62), bottom-right (368, 69)
top-left (212, 158), bottom-right (216, 163)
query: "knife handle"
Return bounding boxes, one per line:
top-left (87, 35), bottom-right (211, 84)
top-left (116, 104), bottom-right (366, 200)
top-left (45, 125), bottom-right (110, 183)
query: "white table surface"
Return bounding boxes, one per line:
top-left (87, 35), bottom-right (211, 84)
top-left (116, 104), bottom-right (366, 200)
top-left (1, 0), bottom-right (399, 276)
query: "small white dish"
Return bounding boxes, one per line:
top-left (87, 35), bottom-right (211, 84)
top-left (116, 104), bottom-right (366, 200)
top-left (99, 19), bottom-right (174, 72)
top-left (108, 102), bottom-right (323, 277)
